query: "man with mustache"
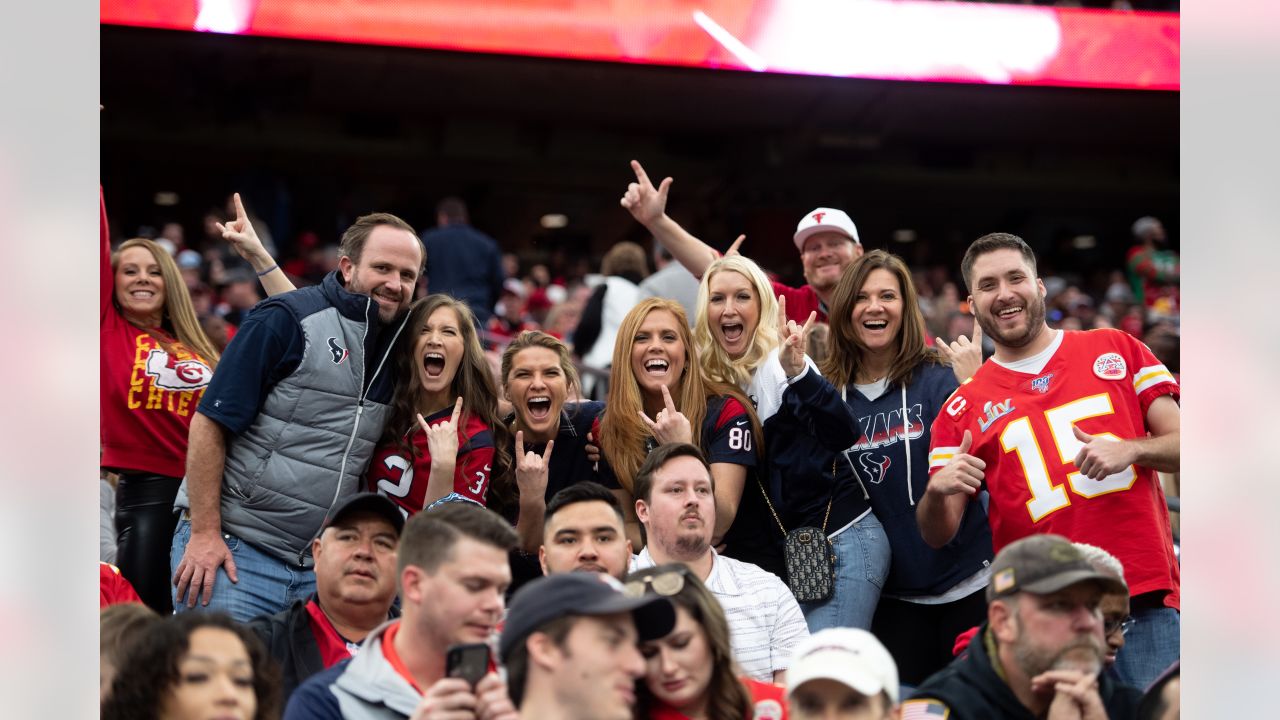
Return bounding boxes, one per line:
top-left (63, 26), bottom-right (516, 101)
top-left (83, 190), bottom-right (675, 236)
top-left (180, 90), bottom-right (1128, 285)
top-left (630, 442), bottom-right (809, 683)
top-left (920, 232), bottom-right (1180, 691)
top-left (247, 493), bottom-right (403, 701)
top-left (905, 534), bottom-right (1142, 719)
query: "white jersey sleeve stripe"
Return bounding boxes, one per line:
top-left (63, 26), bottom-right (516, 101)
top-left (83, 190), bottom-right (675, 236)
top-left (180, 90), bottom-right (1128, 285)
top-left (930, 447), bottom-right (958, 470)
top-left (1133, 365), bottom-right (1176, 394)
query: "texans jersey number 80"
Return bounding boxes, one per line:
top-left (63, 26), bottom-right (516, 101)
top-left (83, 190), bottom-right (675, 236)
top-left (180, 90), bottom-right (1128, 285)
top-left (1001, 393), bottom-right (1135, 522)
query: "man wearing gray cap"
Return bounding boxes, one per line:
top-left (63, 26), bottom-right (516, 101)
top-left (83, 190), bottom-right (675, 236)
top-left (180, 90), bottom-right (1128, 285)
top-left (905, 534), bottom-right (1142, 720)
top-left (500, 573), bottom-right (676, 720)
top-left (620, 160), bottom-right (863, 324)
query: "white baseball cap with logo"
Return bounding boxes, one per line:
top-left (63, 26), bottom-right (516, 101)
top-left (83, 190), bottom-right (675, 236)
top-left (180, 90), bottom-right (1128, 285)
top-left (793, 207), bottom-right (860, 252)
top-left (786, 627), bottom-right (900, 705)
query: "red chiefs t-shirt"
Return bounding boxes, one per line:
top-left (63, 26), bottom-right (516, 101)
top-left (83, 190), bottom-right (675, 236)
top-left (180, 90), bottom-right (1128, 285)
top-left (649, 677), bottom-right (788, 719)
top-left (365, 405), bottom-right (495, 516)
top-left (100, 190), bottom-right (213, 478)
top-left (928, 329), bottom-right (1180, 608)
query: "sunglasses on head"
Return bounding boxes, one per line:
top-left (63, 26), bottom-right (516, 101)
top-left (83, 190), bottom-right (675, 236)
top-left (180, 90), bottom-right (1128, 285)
top-left (623, 567), bottom-right (690, 599)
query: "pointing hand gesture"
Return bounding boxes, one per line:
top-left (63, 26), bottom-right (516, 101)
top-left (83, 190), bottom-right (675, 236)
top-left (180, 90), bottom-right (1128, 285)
top-left (777, 295), bottom-right (816, 379)
top-left (514, 430), bottom-right (554, 500)
top-left (725, 234), bottom-right (746, 258)
top-left (215, 192), bottom-right (273, 268)
top-left (1071, 425), bottom-right (1133, 481)
top-left (420, 397), bottom-right (464, 466)
top-left (638, 384), bottom-right (693, 445)
top-left (620, 160), bottom-right (672, 228)
top-left (925, 429), bottom-right (986, 498)
top-left (936, 322), bottom-right (984, 383)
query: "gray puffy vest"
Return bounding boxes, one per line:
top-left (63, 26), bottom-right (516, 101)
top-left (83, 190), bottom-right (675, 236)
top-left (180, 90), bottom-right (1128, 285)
top-left (177, 274), bottom-right (407, 567)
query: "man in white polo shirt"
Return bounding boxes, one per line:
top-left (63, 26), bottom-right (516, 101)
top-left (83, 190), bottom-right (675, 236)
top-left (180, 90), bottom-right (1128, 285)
top-left (630, 442), bottom-right (809, 682)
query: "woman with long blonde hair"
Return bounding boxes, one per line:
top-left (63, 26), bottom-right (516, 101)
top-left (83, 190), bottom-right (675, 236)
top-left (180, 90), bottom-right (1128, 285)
top-left (101, 193), bottom-right (219, 615)
top-left (596, 298), bottom-right (762, 560)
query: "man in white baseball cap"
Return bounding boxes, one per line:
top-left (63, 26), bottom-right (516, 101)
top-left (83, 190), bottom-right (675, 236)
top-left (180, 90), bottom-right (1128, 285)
top-left (786, 627), bottom-right (899, 720)
top-left (620, 160), bottom-right (863, 324)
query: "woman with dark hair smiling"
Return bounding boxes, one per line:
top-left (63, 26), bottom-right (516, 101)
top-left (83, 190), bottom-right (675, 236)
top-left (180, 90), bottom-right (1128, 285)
top-left (819, 249), bottom-right (990, 685)
top-left (102, 612), bottom-right (280, 720)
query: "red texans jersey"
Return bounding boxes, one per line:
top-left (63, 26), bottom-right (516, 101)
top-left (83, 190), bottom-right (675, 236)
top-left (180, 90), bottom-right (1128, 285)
top-left (364, 407), bottom-right (495, 517)
top-left (928, 329), bottom-right (1180, 608)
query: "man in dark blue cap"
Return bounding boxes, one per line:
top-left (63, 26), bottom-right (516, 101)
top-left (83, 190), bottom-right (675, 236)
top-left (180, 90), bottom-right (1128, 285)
top-left (500, 573), bottom-right (676, 720)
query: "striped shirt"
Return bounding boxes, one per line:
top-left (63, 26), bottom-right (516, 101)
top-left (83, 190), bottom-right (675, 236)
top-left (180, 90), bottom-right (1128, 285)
top-left (634, 548), bottom-right (809, 681)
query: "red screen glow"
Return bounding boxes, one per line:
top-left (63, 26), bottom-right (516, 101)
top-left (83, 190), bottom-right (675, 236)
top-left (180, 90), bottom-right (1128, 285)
top-left (101, 0), bottom-right (1178, 91)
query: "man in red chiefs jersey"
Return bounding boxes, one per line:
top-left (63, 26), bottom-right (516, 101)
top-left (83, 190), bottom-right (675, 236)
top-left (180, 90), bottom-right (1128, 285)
top-left (619, 160), bottom-right (863, 324)
top-left (247, 493), bottom-right (402, 701)
top-left (918, 232), bottom-right (1180, 692)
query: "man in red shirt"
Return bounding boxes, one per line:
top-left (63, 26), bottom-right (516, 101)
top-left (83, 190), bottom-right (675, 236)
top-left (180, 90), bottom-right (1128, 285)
top-left (919, 232), bottom-right (1180, 692)
top-left (284, 503), bottom-right (519, 720)
top-left (247, 493), bottom-right (403, 701)
top-left (619, 160), bottom-right (863, 324)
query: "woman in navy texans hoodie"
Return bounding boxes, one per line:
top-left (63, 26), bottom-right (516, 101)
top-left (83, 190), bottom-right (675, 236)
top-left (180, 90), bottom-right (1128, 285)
top-left (818, 250), bottom-right (994, 687)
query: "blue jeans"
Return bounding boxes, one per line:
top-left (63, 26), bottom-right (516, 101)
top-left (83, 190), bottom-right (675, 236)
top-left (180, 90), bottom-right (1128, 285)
top-left (800, 512), bottom-right (891, 633)
top-left (1112, 605), bottom-right (1179, 690)
top-left (170, 519), bottom-right (316, 623)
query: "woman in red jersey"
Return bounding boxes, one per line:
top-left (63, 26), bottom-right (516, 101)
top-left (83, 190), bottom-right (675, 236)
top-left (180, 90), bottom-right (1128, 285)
top-left (101, 192), bottom-right (219, 614)
top-left (364, 294), bottom-right (514, 518)
top-left (626, 563), bottom-right (788, 720)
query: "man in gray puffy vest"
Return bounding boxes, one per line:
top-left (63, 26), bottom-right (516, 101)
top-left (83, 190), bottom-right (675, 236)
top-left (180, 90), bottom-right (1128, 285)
top-left (171, 210), bottom-right (423, 622)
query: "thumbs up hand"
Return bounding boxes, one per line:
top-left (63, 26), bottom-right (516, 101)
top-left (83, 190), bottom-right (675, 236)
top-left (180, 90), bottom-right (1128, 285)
top-left (1071, 425), bottom-right (1134, 481)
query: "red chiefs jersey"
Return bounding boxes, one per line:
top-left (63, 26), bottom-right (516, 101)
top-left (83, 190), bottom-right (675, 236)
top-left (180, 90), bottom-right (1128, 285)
top-left (928, 329), bottom-right (1180, 608)
top-left (364, 406), bottom-right (495, 516)
top-left (100, 190), bottom-right (213, 478)
top-left (100, 562), bottom-right (143, 608)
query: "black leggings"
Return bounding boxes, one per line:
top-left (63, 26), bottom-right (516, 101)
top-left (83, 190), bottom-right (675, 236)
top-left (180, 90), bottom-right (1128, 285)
top-left (871, 588), bottom-right (989, 686)
top-left (114, 473), bottom-right (181, 614)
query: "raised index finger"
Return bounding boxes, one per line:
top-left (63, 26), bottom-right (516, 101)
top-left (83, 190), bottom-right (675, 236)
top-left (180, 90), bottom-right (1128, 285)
top-left (661, 383), bottom-right (678, 413)
top-left (630, 159), bottom-right (652, 188)
top-left (515, 430), bottom-right (525, 459)
top-left (233, 192), bottom-right (248, 222)
top-left (776, 294), bottom-right (789, 336)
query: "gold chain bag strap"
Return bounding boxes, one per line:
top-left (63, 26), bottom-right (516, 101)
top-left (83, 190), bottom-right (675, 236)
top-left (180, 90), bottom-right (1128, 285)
top-left (756, 460), bottom-right (837, 603)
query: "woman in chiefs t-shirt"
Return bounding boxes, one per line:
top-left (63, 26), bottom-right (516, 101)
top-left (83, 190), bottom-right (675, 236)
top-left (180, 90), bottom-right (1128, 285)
top-left (363, 294), bottom-right (514, 519)
top-left (100, 191), bottom-right (219, 613)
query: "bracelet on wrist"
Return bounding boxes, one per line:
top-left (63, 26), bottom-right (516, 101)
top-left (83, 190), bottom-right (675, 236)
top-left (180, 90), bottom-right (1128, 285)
top-left (256, 263), bottom-right (279, 277)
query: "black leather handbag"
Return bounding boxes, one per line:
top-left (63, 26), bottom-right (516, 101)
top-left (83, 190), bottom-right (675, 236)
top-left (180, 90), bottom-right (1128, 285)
top-left (760, 460), bottom-right (837, 603)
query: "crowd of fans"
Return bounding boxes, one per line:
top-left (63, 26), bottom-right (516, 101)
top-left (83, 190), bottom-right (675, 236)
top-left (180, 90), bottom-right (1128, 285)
top-left (99, 157), bottom-right (1180, 719)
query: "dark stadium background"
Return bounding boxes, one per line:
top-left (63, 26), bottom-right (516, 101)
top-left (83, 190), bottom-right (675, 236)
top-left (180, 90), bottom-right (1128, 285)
top-left (100, 24), bottom-right (1177, 289)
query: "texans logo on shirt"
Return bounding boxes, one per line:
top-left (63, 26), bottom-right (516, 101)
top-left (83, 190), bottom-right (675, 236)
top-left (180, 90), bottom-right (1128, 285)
top-left (856, 452), bottom-right (893, 485)
top-left (328, 337), bottom-right (349, 365)
top-left (144, 349), bottom-right (213, 390)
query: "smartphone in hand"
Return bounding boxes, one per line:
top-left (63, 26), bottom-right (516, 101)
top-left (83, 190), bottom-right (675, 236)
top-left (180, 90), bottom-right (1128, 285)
top-left (445, 643), bottom-right (490, 689)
